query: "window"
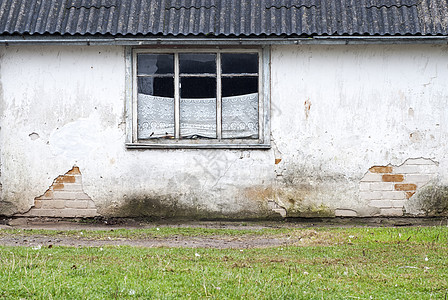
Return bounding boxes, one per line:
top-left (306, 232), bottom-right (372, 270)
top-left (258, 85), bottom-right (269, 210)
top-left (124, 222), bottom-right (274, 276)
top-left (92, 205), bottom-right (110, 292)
top-left (126, 48), bottom-right (270, 149)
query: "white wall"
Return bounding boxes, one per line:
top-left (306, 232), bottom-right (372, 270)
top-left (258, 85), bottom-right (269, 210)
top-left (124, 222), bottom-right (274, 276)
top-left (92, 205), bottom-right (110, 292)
top-left (0, 44), bottom-right (447, 218)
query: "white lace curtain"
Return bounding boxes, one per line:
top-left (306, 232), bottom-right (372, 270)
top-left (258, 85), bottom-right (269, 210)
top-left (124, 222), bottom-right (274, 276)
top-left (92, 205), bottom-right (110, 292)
top-left (137, 93), bottom-right (258, 139)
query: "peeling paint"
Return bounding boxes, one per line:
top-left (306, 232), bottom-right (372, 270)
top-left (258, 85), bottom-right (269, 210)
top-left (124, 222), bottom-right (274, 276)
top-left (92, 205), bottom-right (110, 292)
top-left (304, 98), bottom-right (311, 119)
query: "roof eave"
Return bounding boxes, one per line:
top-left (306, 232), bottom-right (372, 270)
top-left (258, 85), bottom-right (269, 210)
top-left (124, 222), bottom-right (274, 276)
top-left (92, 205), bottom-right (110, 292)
top-left (0, 34), bottom-right (447, 46)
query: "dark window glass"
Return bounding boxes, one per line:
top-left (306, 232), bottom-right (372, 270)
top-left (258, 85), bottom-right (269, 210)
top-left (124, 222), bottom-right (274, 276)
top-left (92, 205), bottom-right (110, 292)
top-left (222, 53), bottom-right (258, 74)
top-left (137, 54), bottom-right (174, 75)
top-left (221, 77), bottom-right (258, 97)
top-left (181, 77), bottom-right (216, 98)
top-left (138, 77), bottom-right (174, 97)
top-left (180, 54), bottom-right (216, 74)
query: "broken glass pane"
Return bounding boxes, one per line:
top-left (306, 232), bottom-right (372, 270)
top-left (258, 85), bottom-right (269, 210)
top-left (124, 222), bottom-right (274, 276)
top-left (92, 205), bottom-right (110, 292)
top-left (180, 53), bottom-right (216, 74)
top-left (221, 77), bottom-right (258, 97)
top-left (221, 53), bottom-right (258, 74)
top-left (137, 54), bottom-right (174, 75)
top-left (180, 77), bottom-right (216, 98)
top-left (138, 77), bottom-right (174, 97)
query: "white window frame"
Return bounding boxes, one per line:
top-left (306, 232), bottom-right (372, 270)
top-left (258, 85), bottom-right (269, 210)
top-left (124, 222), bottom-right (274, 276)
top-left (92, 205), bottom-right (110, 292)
top-left (125, 46), bottom-right (271, 149)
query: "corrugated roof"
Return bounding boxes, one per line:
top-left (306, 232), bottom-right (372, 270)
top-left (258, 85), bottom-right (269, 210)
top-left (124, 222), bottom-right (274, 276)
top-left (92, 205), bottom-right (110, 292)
top-left (0, 0), bottom-right (447, 36)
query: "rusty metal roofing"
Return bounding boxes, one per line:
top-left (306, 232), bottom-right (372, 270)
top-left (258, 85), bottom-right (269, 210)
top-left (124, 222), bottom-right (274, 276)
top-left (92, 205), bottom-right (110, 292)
top-left (0, 0), bottom-right (447, 36)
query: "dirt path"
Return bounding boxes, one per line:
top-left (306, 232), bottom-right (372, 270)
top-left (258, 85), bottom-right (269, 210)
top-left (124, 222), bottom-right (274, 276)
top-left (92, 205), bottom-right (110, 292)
top-left (0, 235), bottom-right (293, 249)
top-left (1, 217), bottom-right (446, 249)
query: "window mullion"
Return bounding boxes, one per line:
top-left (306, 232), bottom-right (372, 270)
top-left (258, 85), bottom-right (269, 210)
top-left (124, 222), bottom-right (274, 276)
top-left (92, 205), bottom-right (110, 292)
top-left (216, 52), bottom-right (222, 140)
top-left (174, 53), bottom-right (180, 139)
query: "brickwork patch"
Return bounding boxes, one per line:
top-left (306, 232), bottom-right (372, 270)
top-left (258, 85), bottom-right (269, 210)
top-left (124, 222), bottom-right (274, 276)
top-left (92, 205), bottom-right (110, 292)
top-left (21, 166), bottom-right (97, 218)
top-left (360, 158), bottom-right (438, 216)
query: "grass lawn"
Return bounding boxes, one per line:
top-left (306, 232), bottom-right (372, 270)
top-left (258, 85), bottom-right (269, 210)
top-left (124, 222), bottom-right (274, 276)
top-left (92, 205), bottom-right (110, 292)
top-left (0, 226), bottom-right (447, 299)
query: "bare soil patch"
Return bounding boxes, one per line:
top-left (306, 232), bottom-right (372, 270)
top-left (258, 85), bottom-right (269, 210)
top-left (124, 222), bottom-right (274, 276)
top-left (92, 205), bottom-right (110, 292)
top-left (0, 235), bottom-right (292, 249)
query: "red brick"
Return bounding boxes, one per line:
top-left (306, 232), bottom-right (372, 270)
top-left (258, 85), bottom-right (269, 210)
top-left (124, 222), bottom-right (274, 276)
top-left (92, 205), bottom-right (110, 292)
top-left (406, 191), bottom-right (416, 199)
top-left (66, 167), bottom-right (81, 175)
top-left (395, 184), bottom-right (417, 191)
top-left (52, 183), bottom-right (65, 190)
top-left (382, 174), bottom-right (404, 182)
top-left (369, 166), bottom-right (393, 173)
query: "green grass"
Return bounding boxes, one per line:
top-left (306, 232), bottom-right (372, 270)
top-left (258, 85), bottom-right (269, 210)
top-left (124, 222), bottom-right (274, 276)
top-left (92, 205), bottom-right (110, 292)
top-left (1, 226), bottom-right (448, 299)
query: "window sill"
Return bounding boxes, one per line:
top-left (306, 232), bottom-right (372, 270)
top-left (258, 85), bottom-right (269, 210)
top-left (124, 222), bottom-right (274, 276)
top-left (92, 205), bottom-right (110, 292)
top-left (126, 143), bottom-right (271, 149)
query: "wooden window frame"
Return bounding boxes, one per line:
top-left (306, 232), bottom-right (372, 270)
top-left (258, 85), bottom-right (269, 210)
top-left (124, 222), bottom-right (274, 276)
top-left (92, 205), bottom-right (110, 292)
top-left (125, 46), bottom-right (271, 149)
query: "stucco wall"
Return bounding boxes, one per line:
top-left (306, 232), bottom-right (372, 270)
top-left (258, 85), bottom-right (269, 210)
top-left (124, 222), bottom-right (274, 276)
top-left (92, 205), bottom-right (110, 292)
top-left (0, 44), bottom-right (447, 218)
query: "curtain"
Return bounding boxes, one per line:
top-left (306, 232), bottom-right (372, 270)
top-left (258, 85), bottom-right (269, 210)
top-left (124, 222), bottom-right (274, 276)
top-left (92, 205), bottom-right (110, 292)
top-left (180, 98), bottom-right (217, 138)
top-left (137, 93), bottom-right (259, 139)
top-left (222, 93), bottom-right (259, 139)
top-left (137, 93), bottom-right (174, 139)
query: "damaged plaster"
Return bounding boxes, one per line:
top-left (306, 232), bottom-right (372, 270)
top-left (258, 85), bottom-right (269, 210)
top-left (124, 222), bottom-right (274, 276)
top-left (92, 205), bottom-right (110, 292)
top-left (2, 45), bottom-right (448, 219)
top-left (360, 158), bottom-right (439, 216)
top-left (17, 166), bottom-right (98, 218)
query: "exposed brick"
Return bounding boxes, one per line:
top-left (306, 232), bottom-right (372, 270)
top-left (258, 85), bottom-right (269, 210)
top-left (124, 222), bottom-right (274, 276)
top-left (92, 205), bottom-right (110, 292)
top-left (404, 174), bottom-right (434, 184)
top-left (418, 165), bottom-right (439, 174)
top-left (380, 208), bottom-right (403, 216)
top-left (359, 191), bottom-right (383, 200)
top-left (406, 191), bottom-right (416, 199)
top-left (66, 166), bottom-right (81, 175)
top-left (52, 183), bottom-right (65, 190)
top-left (359, 182), bottom-right (371, 191)
top-left (370, 182), bottom-right (394, 191)
top-left (382, 174), bottom-right (404, 182)
top-left (41, 200), bottom-right (65, 209)
top-left (34, 199), bottom-right (43, 209)
top-left (74, 192), bottom-right (92, 200)
top-left (59, 209), bottom-right (98, 218)
top-left (65, 200), bottom-right (88, 209)
top-left (405, 158), bottom-right (436, 165)
top-left (52, 191), bottom-right (77, 200)
top-left (74, 175), bottom-right (83, 184)
top-left (395, 184), bottom-right (417, 191)
top-left (381, 191), bottom-right (406, 200)
top-left (394, 165), bottom-right (422, 174)
top-left (360, 172), bottom-right (383, 182)
top-left (369, 166), bottom-right (393, 173)
top-left (369, 200), bottom-right (392, 208)
top-left (391, 200), bottom-right (407, 208)
top-left (24, 209), bottom-right (57, 217)
top-left (334, 209), bottom-right (358, 217)
top-left (61, 183), bottom-right (83, 191)
top-left (55, 175), bottom-right (76, 184)
top-left (275, 158), bottom-right (282, 165)
top-left (37, 189), bottom-right (54, 200)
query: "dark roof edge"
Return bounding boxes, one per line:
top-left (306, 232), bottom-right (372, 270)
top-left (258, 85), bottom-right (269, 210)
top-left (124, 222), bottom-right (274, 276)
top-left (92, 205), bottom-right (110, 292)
top-left (1, 35), bottom-right (447, 46)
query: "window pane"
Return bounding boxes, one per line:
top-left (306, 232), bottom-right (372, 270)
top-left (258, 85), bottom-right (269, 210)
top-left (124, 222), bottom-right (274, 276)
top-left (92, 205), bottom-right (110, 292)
top-left (137, 94), bottom-right (174, 139)
top-left (222, 93), bottom-right (259, 139)
top-left (137, 54), bottom-right (174, 75)
top-left (180, 77), bottom-right (216, 98)
top-left (138, 77), bottom-right (174, 97)
top-left (180, 98), bottom-right (217, 139)
top-left (222, 53), bottom-right (258, 74)
top-left (180, 53), bottom-right (216, 74)
top-left (180, 77), bottom-right (217, 139)
top-left (221, 77), bottom-right (258, 97)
